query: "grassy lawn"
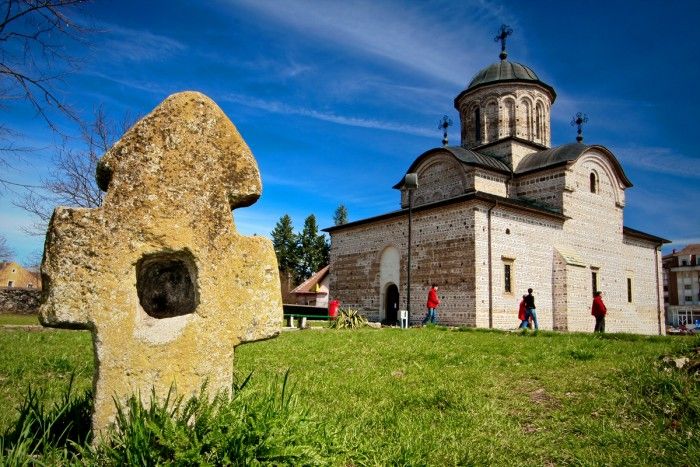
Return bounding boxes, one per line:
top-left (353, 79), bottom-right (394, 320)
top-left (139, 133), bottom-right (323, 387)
top-left (0, 314), bottom-right (39, 326)
top-left (0, 325), bottom-right (698, 465)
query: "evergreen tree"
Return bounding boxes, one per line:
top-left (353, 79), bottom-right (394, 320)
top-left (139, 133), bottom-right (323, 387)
top-left (270, 214), bottom-right (298, 274)
top-left (333, 204), bottom-right (348, 225)
top-left (295, 214), bottom-right (329, 282)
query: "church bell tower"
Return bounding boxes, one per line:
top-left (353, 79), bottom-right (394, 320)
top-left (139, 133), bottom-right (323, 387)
top-left (453, 25), bottom-right (557, 170)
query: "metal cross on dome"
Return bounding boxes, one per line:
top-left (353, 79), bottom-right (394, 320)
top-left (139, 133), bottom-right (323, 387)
top-left (494, 24), bottom-right (513, 60)
top-left (438, 115), bottom-right (453, 146)
top-left (571, 112), bottom-right (589, 143)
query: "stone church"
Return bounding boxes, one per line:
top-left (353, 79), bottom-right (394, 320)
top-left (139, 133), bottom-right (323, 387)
top-left (324, 33), bottom-right (668, 335)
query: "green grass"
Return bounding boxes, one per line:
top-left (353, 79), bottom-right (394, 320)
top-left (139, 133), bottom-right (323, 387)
top-left (0, 326), bottom-right (698, 465)
top-left (0, 314), bottom-right (39, 326)
top-left (0, 328), bottom-right (92, 432)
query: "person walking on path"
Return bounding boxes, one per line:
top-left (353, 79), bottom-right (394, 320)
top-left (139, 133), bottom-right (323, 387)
top-left (518, 295), bottom-right (528, 328)
top-left (591, 291), bottom-right (607, 333)
top-left (423, 284), bottom-right (440, 325)
top-left (524, 288), bottom-right (538, 330)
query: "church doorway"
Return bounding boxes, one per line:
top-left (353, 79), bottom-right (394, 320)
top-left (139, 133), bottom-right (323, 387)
top-left (384, 284), bottom-right (399, 324)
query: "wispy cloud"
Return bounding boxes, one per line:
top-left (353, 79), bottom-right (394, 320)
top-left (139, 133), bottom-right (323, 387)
top-left (616, 146), bottom-right (700, 179)
top-left (222, 92), bottom-right (435, 137)
top-left (91, 23), bottom-right (187, 63)
top-left (227, 0), bottom-right (508, 86)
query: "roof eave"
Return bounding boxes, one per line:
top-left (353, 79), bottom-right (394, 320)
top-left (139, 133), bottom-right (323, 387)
top-left (623, 226), bottom-right (670, 245)
top-left (454, 80), bottom-right (557, 109)
top-left (323, 191), bottom-right (567, 233)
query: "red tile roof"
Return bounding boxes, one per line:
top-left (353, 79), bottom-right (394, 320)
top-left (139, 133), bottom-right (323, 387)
top-left (290, 265), bottom-right (329, 295)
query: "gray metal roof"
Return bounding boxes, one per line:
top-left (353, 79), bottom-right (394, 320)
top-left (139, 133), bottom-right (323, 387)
top-left (393, 146), bottom-right (511, 189)
top-left (516, 142), bottom-right (633, 187)
top-left (454, 59), bottom-right (556, 105)
top-left (468, 60), bottom-right (539, 88)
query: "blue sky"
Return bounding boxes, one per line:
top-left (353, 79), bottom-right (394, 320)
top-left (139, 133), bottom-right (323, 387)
top-left (2, 0), bottom-right (699, 263)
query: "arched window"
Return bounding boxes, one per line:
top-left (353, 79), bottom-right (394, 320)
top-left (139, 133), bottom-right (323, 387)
top-left (504, 99), bottom-right (516, 136)
top-left (535, 102), bottom-right (544, 140)
top-left (486, 101), bottom-right (498, 142)
top-left (589, 172), bottom-right (598, 193)
top-left (521, 99), bottom-right (532, 140)
top-left (473, 107), bottom-right (481, 143)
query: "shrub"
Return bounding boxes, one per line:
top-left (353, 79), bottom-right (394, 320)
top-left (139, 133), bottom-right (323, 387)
top-left (328, 308), bottom-right (368, 329)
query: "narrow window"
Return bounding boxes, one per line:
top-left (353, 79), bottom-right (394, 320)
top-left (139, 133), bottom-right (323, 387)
top-left (504, 264), bottom-right (512, 293)
top-left (590, 173), bottom-right (597, 193)
top-left (505, 100), bottom-right (515, 136)
top-left (486, 101), bottom-right (498, 141)
top-left (535, 103), bottom-right (544, 140)
top-left (627, 278), bottom-right (633, 303)
top-left (7, 281), bottom-right (13, 287)
top-left (474, 108), bottom-right (481, 142)
top-left (591, 271), bottom-right (598, 296)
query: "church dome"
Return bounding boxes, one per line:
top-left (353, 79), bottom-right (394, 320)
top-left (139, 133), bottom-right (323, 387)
top-left (464, 60), bottom-right (555, 98)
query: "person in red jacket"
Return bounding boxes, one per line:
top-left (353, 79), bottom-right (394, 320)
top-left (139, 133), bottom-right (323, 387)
top-left (591, 291), bottom-right (607, 333)
top-left (518, 295), bottom-right (528, 328)
top-left (422, 284), bottom-right (440, 325)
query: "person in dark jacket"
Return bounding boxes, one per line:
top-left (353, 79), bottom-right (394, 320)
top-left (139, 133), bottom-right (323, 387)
top-left (524, 288), bottom-right (538, 330)
top-left (591, 291), bottom-right (607, 333)
top-left (423, 284), bottom-right (440, 325)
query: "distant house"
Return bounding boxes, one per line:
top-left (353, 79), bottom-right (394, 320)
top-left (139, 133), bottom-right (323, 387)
top-left (289, 265), bottom-right (330, 307)
top-left (663, 244), bottom-right (700, 326)
top-left (0, 262), bottom-right (42, 289)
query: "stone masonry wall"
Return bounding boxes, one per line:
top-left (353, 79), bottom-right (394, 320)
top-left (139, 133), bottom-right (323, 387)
top-left (513, 167), bottom-right (566, 212)
top-left (560, 151), bottom-right (660, 334)
top-left (473, 202), bottom-right (563, 330)
top-left (473, 169), bottom-right (508, 197)
top-left (0, 288), bottom-right (41, 314)
top-left (411, 154), bottom-right (469, 207)
top-left (457, 84), bottom-right (552, 148)
top-left (330, 202), bottom-right (477, 325)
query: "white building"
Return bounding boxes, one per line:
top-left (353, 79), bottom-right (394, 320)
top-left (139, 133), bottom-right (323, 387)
top-left (663, 244), bottom-right (700, 327)
top-left (324, 35), bottom-right (667, 335)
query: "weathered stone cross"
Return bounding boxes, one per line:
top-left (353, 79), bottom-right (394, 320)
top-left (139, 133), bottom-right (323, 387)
top-left (40, 91), bottom-right (282, 437)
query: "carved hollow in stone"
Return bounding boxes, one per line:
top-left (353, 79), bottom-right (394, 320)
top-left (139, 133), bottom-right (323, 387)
top-left (136, 251), bottom-right (198, 319)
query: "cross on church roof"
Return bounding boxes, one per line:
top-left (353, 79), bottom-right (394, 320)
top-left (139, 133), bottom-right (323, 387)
top-left (494, 24), bottom-right (513, 60)
top-left (438, 115), bottom-right (453, 146)
top-left (570, 112), bottom-right (589, 143)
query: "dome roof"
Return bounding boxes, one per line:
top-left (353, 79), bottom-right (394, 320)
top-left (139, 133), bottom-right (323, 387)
top-left (456, 59), bottom-right (556, 102)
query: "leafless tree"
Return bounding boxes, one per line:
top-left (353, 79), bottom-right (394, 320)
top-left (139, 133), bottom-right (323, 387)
top-left (0, 234), bottom-right (14, 261)
top-left (1, 0), bottom-right (91, 188)
top-left (16, 106), bottom-right (134, 235)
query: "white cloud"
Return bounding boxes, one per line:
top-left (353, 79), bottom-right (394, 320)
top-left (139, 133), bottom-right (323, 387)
top-left (615, 146), bottom-right (700, 179)
top-left (91, 23), bottom-right (187, 63)
top-left (226, 0), bottom-right (508, 86)
top-left (222, 92), bottom-right (435, 137)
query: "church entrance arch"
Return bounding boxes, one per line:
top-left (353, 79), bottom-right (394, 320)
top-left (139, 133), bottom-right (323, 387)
top-left (384, 284), bottom-right (399, 324)
top-left (378, 246), bottom-right (400, 322)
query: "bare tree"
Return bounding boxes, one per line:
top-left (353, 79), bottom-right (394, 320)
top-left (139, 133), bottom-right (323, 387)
top-left (0, 234), bottom-right (14, 261)
top-left (16, 106), bottom-right (133, 235)
top-left (0, 0), bottom-right (91, 188)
